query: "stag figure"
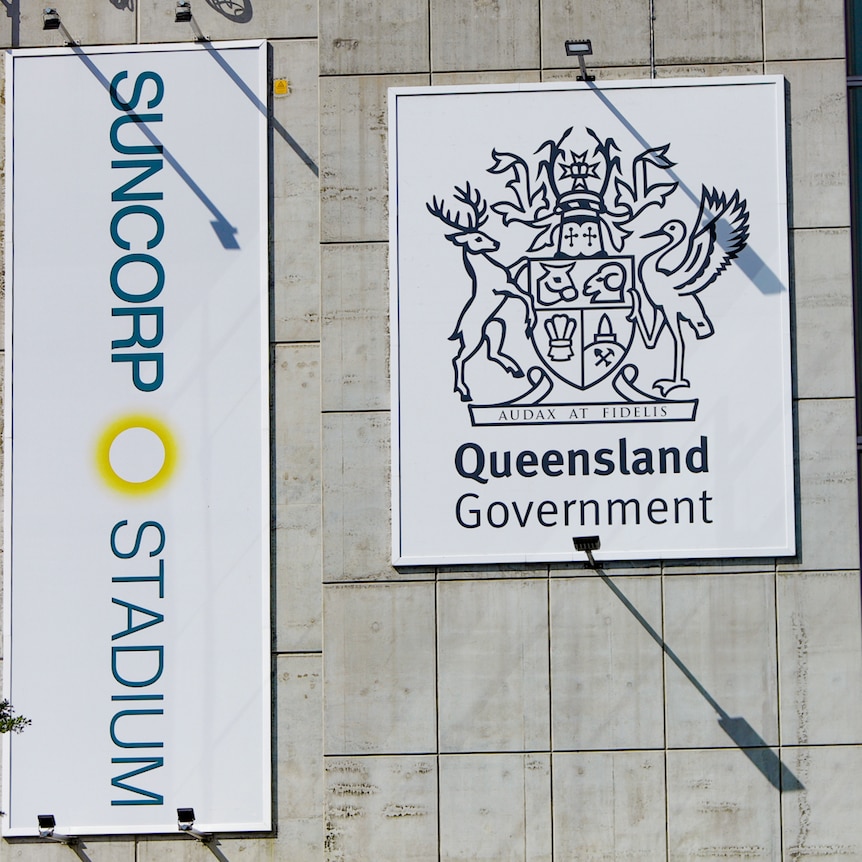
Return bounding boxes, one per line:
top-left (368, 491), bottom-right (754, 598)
top-left (427, 183), bottom-right (536, 402)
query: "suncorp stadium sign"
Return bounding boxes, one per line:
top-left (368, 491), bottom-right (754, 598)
top-left (3, 41), bottom-right (269, 836)
top-left (390, 77), bottom-right (795, 564)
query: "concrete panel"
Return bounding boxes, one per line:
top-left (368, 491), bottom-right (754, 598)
top-left (439, 754), bottom-right (551, 862)
top-left (553, 751), bottom-right (667, 861)
top-left (277, 654), bottom-right (323, 815)
top-left (272, 39), bottom-right (321, 344)
top-left (321, 242), bottom-right (389, 412)
top-left (540, 0), bottom-right (651, 68)
top-left (437, 579), bottom-right (549, 752)
top-left (654, 0), bottom-right (764, 65)
top-left (777, 570), bottom-right (862, 745)
top-left (430, 0), bottom-right (539, 73)
top-left (779, 398), bottom-right (860, 572)
top-left (782, 746), bottom-right (862, 859)
top-left (767, 60), bottom-right (850, 230)
top-left (549, 560), bottom-right (663, 578)
top-left (0, 6), bottom-right (10, 47)
top-left (5, 840), bottom-right (135, 861)
top-left (667, 748), bottom-right (781, 861)
top-left (551, 576), bottom-right (665, 750)
top-left (656, 62), bottom-right (765, 77)
top-left (138, 0), bottom-right (316, 42)
top-left (320, 0), bottom-right (429, 75)
top-left (438, 563), bottom-right (548, 580)
top-left (542, 66), bottom-right (651, 82)
top-left (275, 344), bottom-right (321, 509)
top-left (16, 4), bottom-right (134, 47)
top-left (431, 71), bottom-right (541, 85)
top-left (325, 756), bottom-right (438, 862)
top-left (764, 0), bottom-right (845, 61)
top-left (663, 558), bottom-right (774, 575)
top-left (791, 228), bottom-right (855, 400)
top-left (664, 573), bottom-right (778, 748)
top-left (324, 582), bottom-right (436, 754)
top-left (321, 74), bottom-right (427, 244)
top-left (276, 502), bottom-right (322, 652)
top-left (274, 344), bottom-right (321, 650)
top-left (323, 411), bottom-right (403, 582)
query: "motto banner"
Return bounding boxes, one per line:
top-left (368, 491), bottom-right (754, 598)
top-left (3, 42), bottom-right (270, 835)
top-left (390, 77), bottom-right (795, 565)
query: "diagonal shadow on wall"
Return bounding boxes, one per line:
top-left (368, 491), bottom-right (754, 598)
top-left (599, 572), bottom-right (804, 792)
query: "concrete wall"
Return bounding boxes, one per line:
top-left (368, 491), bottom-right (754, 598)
top-left (1, 0), bottom-right (860, 859)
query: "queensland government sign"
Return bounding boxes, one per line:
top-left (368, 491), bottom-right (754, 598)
top-left (390, 77), bottom-right (795, 565)
top-left (3, 42), bottom-right (270, 835)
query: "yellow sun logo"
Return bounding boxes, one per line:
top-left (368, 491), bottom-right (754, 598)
top-left (95, 414), bottom-right (178, 495)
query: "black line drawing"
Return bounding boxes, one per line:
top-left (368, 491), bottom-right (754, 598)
top-left (427, 127), bottom-right (749, 426)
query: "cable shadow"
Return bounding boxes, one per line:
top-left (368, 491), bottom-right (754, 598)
top-left (582, 79), bottom-right (788, 297)
top-left (204, 0), bottom-right (252, 23)
top-left (62, 33), bottom-right (241, 249)
top-left (600, 573), bottom-right (804, 792)
top-left (195, 33), bottom-right (319, 177)
top-left (0, 0), bottom-right (19, 46)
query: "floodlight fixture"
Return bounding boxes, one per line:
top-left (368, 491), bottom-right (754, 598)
top-left (42, 8), bottom-right (61, 30)
top-left (36, 814), bottom-right (78, 846)
top-left (177, 807), bottom-right (214, 843)
top-left (175, 1), bottom-right (192, 22)
top-left (564, 38), bottom-right (595, 82)
top-left (572, 535), bottom-right (602, 569)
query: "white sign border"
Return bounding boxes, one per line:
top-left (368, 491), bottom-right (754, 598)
top-left (2, 39), bottom-right (272, 837)
top-left (389, 76), bottom-right (795, 566)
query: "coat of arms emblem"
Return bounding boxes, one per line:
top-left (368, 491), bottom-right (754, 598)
top-left (427, 127), bottom-right (749, 426)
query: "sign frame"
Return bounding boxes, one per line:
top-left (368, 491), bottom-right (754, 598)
top-left (390, 76), bottom-right (795, 566)
top-left (3, 40), bottom-right (271, 837)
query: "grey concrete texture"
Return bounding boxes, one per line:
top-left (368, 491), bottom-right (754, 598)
top-left (791, 228), bottom-right (855, 400)
top-left (320, 74), bottom-right (426, 244)
top-left (272, 37), bottom-right (321, 343)
top-left (321, 242), bottom-right (389, 412)
top-left (664, 573), bottom-right (779, 748)
top-left (324, 582), bottom-right (437, 754)
top-left (780, 398), bottom-right (860, 572)
top-left (776, 570), bottom-right (862, 744)
top-left (320, 0), bottom-right (429, 75)
top-left (541, 0), bottom-right (651, 69)
top-left (551, 576), bottom-right (665, 750)
top-left (138, 0), bottom-right (317, 43)
top-left (552, 751), bottom-right (667, 860)
top-left (437, 579), bottom-right (550, 752)
top-left (666, 747), bottom-right (782, 859)
top-left (654, 0), bottom-right (765, 65)
top-left (438, 754), bottom-right (551, 862)
top-left (769, 60), bottom-right (852, 230)
top-left (325, 756), bottom-right (437, 862)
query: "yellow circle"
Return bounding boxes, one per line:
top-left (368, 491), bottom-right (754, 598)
top-left (95, 414), bottom-right (178, 495)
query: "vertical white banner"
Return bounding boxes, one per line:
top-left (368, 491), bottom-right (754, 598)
top-left (390, 78), bottom-right (795, 564)
top-left (3, 42), bottom-right (270, 835)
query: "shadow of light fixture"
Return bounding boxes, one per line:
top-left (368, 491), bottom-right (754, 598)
top-left (175, 0), bottom-right (192, 22)
top-left (37, 814), bottom-right (79, 846)
top-left (42, 7), bottom-right (61, 29)
top-left (564, 38), bottom-right (595, 81)
top-left (177, 807), bottom-right (214, 844)
top-left (572, 535), bottom-right (602, 569)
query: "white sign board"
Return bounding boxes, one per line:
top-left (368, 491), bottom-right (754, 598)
top-left (390, 77), bottom-right (795, 565)
top-left (4, 42), bottom-right (270, 835)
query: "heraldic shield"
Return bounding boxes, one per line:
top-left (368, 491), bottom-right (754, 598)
top-left (521, 255), bottom-right (636, 390)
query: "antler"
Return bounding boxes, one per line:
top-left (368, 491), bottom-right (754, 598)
top-left (426, 181), bottom-right (488, 231)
